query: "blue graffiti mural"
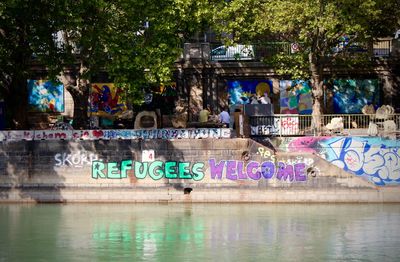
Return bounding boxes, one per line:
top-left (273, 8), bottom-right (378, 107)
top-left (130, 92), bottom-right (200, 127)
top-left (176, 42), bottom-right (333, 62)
top-left (282, 137), bottom-right (400, 186)
top-left (332, 79), bottom-right (380, 114)
top-left (227, 80), bottom-right (272, 105)
top-left (321, 137), bottom-right (400, 185)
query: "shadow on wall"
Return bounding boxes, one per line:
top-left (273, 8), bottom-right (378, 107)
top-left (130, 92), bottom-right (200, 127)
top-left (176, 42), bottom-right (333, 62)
top-left (0, 140), bottom-right (68, 202)
top-left (89, 138), bottom-right (188, 194)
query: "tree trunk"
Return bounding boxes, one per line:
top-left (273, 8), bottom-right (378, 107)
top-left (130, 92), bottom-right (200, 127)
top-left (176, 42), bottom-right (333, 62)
top-left (5, 77), bottom-right (29, 129)
top-left (309, 53), bottom-right (324, 135)
top-left (67, 85), bottom-right (89, 129)
top-left (60, 61), bottom-right (90, 130)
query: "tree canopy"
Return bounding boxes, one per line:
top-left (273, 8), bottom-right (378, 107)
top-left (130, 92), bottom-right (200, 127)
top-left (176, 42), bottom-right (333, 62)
top-left (1, 0), bottom-right (398, 130)
top-left (0, 0), bottom-right (214, 129)
top-left (213, 0), bottom-right (400, 131)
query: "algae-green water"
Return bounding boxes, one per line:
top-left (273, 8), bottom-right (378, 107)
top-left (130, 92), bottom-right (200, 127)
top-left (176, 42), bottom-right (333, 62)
top-left (1, 204), bottom-right (399, 262)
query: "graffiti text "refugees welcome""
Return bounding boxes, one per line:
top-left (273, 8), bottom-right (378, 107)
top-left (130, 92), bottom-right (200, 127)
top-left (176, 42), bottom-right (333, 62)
top-left (209, 159), bottom-right (307, 181)
top-left (92, 160), bottom-right (205, 181)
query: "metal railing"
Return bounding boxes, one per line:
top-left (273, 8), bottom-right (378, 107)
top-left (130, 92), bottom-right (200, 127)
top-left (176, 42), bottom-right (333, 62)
top-left (209, 42), bottom-right (291, 61)
top-left (373, 39), bottom-right (392, 57)
top-left (249, 114), bottom-right (400, 137)
top-left (209, 39), bottom-right (394, 61)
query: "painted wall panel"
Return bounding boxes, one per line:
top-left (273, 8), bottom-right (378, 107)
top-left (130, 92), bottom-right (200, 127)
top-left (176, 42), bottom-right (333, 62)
top-left (279, 80), bottom-right (312, 114)
top-left (227, 80), bottom-right (273, 105)
top-left (332, 79), bottom-right (380, 114)
top-left (27, 80), bottom-right (64, 112)
top-left (89, 83), bottom-right (127, 117)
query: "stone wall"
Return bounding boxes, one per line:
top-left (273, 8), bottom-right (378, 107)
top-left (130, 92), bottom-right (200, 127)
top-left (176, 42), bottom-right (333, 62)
top-left (0, 137), bottom-right (399, 203)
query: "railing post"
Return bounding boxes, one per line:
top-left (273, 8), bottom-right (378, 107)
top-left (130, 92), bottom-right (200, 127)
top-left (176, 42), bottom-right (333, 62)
top-left (348, 115), bottom-right (351, 130)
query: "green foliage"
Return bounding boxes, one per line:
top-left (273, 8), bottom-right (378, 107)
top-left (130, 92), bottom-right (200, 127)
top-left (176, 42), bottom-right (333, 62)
top-left (214, 0), bottom-right (400, 77)
top-left (265, 53), bottom-right (310, 80)
top-left (57, 0), bottom-right (214, 99)
top-left (0, 0), bottom-right (67, 128)
top-left (0, 0), bottom-right (62, 87)
top-left (213, 0), bottom-right (399, 127)
top-left (0, 0), bottom-right (214, 128)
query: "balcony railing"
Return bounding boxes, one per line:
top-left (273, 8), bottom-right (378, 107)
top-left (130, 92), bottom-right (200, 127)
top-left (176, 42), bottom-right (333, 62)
top-left (249, 114), bottom-right (400, 137)
top-left (208, 39), bottom-right (394, 61)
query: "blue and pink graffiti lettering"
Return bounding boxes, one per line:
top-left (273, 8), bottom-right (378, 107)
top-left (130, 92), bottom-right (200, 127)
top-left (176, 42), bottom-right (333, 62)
top-left (209, 159), bottom-right (306, 181)
top-left (280, 136), bottom-right (400, 186)
top-left (321, 137), bottom-right (400, 185)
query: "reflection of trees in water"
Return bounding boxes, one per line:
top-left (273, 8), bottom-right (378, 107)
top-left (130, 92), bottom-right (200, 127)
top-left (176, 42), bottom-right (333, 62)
top-left (2, 204), bottom-right (399, 261)
top-left (89, 204), bottom-right (205, 260)
top-left (81, 204), bottom-right (400, 261)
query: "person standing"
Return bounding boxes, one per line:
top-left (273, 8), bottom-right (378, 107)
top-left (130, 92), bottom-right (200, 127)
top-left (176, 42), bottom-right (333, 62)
top-left (219, 106), bottom-right (230, 127)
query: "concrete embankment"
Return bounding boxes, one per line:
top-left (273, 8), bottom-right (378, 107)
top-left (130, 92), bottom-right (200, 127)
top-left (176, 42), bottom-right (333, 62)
top-left (0, 137), bottom-right (399, 202)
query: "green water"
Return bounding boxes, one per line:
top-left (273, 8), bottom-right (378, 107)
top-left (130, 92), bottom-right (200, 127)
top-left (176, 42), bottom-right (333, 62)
top-left (0, 204), bottom-right (399, 262)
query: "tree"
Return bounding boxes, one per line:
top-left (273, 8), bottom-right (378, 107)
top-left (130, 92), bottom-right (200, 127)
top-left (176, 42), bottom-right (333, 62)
top-left (1, 0), bottom-right (214, 129)
top-left (0, 0), bottom-right (64, 129)
top-left (213, 0), bottom-right (400, 133)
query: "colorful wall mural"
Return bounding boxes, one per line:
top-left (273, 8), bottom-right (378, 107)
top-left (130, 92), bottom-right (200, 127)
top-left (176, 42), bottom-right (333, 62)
top-left (279, 80), bottom-right (312, 114)
top-left (332, 79), bottom-right (380, 114)
top-left (279, 137), bottom-right (400, 186)
top-left (27, 80), bottom-right (64, 112)
top-left (227, 80), bottom-right (272, 104)
top-left (90, 83), bottom-right (127, 117)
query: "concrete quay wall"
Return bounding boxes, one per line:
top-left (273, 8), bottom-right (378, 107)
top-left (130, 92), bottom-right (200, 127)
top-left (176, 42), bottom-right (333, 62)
top-left (0, 137), bottom-right (399, 203)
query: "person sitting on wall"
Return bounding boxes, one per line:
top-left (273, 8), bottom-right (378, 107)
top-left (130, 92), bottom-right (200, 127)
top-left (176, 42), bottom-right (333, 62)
top-left (219, 106), bottom-right (230, 127)
top-left (259, 92), bottom-right (271, 104)
top-left (199, 106), bottom-right (211, 123)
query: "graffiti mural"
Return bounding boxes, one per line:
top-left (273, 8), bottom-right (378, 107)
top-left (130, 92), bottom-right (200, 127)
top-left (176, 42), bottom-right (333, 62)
top-left (27, 80), bottom-right (64, 112)
top-left (227, 80), bottom-right (273, 105)
top-left (0, 128), bottom-right (232, 141)
top-left (279, 80), bottom-right (312, 114)
top-left (250, 116), bottom-right (299, 136)
top-left (92, 160), bottom-right (205, 181)
top-left (278, 137), bottom-right (400, 185)
top-left (209, 159), bottom-right (307, 181)
top-left (332, 79), bottom-right (380, 114)
top-left (255, 146), bottom-right (276, 161)
top-left (54, 152), bottom-right (100, 167)
top-left (0, 131), bottom-right (34, 141)
top-left (90, 83), bottom-right (127, 117)
top-left (90, 158), bottom-right (311, 182)
top-left (85, 128), bottom-right (231, 140)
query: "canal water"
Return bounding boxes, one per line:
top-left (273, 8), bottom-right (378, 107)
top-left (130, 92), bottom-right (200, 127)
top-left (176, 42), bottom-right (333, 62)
top-left (0, 204), bottom-right (399, 262)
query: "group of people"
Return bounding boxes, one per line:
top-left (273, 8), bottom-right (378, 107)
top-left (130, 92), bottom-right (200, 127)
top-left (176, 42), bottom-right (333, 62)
top-left (199, 106), bottom-right (230, 127)
top-left (250, 93), bottom-right (271, 104)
